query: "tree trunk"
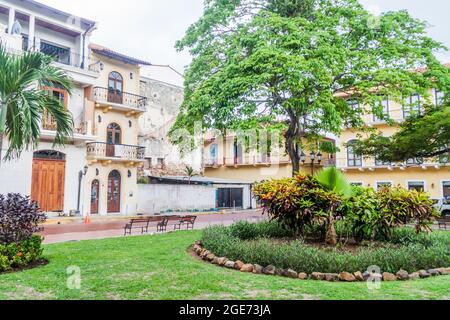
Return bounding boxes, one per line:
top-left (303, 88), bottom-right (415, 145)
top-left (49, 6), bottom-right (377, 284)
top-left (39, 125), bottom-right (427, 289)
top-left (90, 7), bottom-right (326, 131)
top-left (325, 214), bottom-right (337, 246)
top-left (285, 110), bottom-right (301, 177)
top-left (0, 134), bottom-right (3, 164)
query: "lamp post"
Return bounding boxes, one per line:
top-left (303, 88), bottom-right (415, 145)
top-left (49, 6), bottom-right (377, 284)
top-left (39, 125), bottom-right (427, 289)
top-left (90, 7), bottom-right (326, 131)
top-left (76, 166), bottom-right (89, 215)
top-left (301, 151), bottom-right (323, 175)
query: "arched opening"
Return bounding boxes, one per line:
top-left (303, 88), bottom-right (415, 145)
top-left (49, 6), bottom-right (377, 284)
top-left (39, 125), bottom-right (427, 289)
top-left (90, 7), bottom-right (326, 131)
top-left (106, 123), bottom-right (122, 157)
top-left (107, 170), bottom-right (121, 213)
top-left (108, 71), bottom-right (124, 104)
top-left (91, 179), bottom-right (100, 214)
top-left (31, 150), bottom-right (66, 212)
top-left (347, 140), bottom-right (362, 167)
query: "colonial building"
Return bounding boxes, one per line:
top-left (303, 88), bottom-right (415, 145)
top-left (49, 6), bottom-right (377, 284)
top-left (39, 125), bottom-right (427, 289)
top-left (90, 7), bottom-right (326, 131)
top-left (82, 44), bottom-right (150, 216)
top-left (0, 0), bottom-right (98, 215)
top-left (0, 0), bottom-right (149, 217)
top-left (203, 133), bottom-right (336, 182)
top-left (336, 88), bottom-right (450, 199)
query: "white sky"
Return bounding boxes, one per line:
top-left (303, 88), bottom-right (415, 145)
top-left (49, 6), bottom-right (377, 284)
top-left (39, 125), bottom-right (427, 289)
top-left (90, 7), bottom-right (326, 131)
top-left (40, 0), bottom-right (450, 77)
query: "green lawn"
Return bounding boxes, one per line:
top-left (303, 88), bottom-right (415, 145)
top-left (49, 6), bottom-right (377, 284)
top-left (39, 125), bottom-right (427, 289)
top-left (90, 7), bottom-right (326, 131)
top-left (0, 231), bottom-right (448, 300)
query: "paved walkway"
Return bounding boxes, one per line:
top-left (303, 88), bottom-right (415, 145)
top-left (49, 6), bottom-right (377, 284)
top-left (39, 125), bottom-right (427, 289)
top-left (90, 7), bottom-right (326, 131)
top-left (41, 210), bottom-right (266, 244)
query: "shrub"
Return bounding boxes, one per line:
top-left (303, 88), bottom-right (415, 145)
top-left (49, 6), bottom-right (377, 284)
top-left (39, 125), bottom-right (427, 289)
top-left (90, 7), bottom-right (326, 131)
top-left (201, 223), bottom-right (450, 274)
top-left (253, 174), bottom-right (341, 239)
top-left (0, 236), bottom-right (44, 272)
top-left (0, 193), bottom-right (46, 244)
top-left (228, 221), bottom-right (293, 240)
top-left (377, 187), bottom-right (439, 238)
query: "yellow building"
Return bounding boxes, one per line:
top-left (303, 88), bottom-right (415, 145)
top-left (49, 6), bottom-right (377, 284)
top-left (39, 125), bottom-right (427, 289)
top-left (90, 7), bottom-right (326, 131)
top-left (337, 89), bottom-right (450, 199)
top-left (82, 44), bottom-right (151, 216)
top-left (203, 133), bottom-right (336, 183)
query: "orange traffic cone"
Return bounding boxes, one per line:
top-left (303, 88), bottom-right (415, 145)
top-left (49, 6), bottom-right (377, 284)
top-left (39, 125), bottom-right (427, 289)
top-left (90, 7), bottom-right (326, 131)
top-left (84, 215), bottom-right (91, 225)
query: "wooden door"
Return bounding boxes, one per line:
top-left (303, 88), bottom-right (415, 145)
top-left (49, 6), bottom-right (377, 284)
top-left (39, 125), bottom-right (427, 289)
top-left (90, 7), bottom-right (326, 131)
top-left (107, 170), bottom-right (121, 213)
top-left (91, 180), bottom-right (100, 214)
top-left (106, 123), bottom-right (122, 157)
top-left (108, 71), bottom-right (123, 104)
top-left (31, 159), bottom-right (65, 212)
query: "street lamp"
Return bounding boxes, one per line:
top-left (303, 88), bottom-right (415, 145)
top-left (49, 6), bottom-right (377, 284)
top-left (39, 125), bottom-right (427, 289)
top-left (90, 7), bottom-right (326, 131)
top-left (76, 166), bottom-right (89, 215)
top-left (301, 152), bottom-right (323, 175)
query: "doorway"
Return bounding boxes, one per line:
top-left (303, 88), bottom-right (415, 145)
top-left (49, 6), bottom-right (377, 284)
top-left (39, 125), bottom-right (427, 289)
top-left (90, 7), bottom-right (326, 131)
top-left (107, 170), bottom-right (121, 213)
top-left (106, 123), bottom-right (122, 157)
top-left (31, 151), bottom-right (66, 212)
top-left (217, 188), bottom-right (244, 209)
top-left (91, 180), bottom-right (100, 214)
top-left (108, 71), bottom-right (123, 104)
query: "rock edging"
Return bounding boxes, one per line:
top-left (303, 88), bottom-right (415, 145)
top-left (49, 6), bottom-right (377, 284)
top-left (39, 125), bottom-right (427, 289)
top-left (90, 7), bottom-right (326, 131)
top-left (193, 241), bottom-right (450, 282)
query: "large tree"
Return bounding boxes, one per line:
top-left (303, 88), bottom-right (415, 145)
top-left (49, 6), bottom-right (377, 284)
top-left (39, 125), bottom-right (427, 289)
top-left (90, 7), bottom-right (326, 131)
top-left (171, 0), bottom-right (449, 175)
top-left (0, 46), bottom-right (73, 160)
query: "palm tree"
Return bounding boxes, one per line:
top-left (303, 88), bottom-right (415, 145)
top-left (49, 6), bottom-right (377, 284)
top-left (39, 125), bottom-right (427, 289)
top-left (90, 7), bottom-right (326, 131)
top-left (315, 167), bottom-right (353, 245)
top-left (0, 45), bottom-right (73, 161)
top-left (184, 166), bottom-right (198, 185)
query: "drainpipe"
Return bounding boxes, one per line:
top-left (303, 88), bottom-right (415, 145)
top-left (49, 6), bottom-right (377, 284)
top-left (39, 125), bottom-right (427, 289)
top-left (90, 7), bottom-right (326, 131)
top-left (81, 22), bottom-right (97, 70)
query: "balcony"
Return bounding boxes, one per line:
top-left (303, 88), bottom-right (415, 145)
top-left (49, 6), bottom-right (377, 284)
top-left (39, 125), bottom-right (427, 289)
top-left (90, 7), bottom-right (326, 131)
top-left (93, 87), bottom-right (148, 115)
top-left (86, 142), bottom-right (146, 166)
top-left (40, 113), bottom-right (95, 144)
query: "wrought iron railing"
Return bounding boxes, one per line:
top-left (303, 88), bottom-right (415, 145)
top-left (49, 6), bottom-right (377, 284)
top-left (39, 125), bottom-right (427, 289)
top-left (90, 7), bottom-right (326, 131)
top-left (93, 87), bottom-right (147, 111)
top-left (87, 142), bottom-right (145, 161)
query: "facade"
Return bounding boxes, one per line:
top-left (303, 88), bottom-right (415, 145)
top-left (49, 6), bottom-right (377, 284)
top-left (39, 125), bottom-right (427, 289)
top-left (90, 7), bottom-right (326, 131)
top-left (0, 0), bottom-right (149, 217)
top-left (0, 0), bottom-right (98, 215)
top-left (82, 44), bottom-right (150, 216)
top-left (139, 75), bottom-right (202, 177)
top-left (203, 133), bottom-right (336, 183)
top-left (336, 88), bottom-right (450, 199)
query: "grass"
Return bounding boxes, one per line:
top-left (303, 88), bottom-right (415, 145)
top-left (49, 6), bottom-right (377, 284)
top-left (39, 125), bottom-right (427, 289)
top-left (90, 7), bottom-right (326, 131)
top-left (0, 231), bottom-right (448, 300)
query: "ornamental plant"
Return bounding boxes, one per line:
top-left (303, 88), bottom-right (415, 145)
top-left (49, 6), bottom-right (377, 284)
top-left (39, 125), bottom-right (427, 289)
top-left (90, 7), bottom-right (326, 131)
top-left (253, 173), bottom-right (341, 240)
top-left (0, 193), bottom-right (46, 244)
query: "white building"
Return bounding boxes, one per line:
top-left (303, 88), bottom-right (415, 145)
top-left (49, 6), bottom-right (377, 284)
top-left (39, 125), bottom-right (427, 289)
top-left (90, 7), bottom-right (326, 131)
top-left (0, 0), bottom-right (99, 214)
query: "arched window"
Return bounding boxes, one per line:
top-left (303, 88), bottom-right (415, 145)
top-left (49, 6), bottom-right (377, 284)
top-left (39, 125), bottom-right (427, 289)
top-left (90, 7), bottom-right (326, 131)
top-left (347, 140), bottom-right (362, 167)
top-left (108, 72), bottom-right (123, 104)
top-left (107, 123), bottom-right (122, 145)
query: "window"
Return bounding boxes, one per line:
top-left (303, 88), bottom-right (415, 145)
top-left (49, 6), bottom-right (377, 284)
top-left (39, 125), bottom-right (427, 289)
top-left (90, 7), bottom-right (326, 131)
top-left (107, 123), bottom-right (122, 145)
top-left (375, 157), bottom-right (391, 167)
top-left (377, 182), bottom-right (392, 190)
top-left (144, 158), bottom-right (152, 170)
top-left (406, 158), bottom-right (424, 166)
top-left (157, 158), bottom-right (165, 169)
top-left (40, 41), bottom-right (71, 65)
top-left (351, 182), bottom-right (363, 187)
top-left (347, 99), bottom-right (359, 111)
top-left (434, 88), bottom-right (444, 106)
top-left (408, 181), bottom-right (425, 192)
top-left (403, 94), bottom-right (422, 119)
top-left (373, 96), bottom-right (389, 122)
top-left (443, 181), bottom-right (450, 201)
top-left (42, 87), bottom-right (68, 131)
top-left (210, 144), bottom-right (219, 164)
top-left (347, 140), bottom-right (362, 167)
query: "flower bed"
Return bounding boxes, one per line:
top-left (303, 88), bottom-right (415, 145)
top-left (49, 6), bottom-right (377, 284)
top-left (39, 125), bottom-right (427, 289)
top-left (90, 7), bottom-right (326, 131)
top-left (195, 221), bottom-right (450, 282)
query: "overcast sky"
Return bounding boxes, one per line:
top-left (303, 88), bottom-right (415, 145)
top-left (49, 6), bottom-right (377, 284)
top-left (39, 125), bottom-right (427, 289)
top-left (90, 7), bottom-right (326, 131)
top-left (40, 0), bottom-right (450, 75)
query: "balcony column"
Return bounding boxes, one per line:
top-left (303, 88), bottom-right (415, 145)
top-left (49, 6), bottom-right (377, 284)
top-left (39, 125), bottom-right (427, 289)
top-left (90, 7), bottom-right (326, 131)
top-left (28, 15), bottom-right (35, 50)
top-left (7, 7), bottom-right (15, 34)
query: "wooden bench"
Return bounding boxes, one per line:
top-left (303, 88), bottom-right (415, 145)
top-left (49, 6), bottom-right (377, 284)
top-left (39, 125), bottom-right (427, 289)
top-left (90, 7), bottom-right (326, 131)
top-left (157, 217), bottom-right (169, 232)
top-left (437, 216), bottom-right (450, 230)
top-left (174, 216), bottom-right (197, 231)
top-left (124, 218), bottom-right (151, 236)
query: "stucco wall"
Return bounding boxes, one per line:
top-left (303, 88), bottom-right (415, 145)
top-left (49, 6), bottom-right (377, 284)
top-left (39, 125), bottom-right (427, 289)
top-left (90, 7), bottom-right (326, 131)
top-left (137, 184), bottom-right (216, 214)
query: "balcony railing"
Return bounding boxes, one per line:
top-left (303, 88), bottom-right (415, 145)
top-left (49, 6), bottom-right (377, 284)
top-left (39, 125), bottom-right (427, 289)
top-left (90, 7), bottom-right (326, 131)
top-left (93, 87), bottom-right (148, 111)
top-left (87, 142), bottom-right (146, 161)
top-left (42, 113), bottom-right (89, 135)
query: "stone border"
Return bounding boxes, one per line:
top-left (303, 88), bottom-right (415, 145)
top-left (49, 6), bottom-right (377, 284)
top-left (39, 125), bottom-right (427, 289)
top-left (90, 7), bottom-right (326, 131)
top-left (193, 241), bottom-right (450, 282)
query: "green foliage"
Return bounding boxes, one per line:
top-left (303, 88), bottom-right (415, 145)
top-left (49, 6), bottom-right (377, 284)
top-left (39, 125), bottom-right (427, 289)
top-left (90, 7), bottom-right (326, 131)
top-left (0, 236), bottom-right (44, 273)
top-left (228, 220), bottom-right (293, 240)
top-left (172, 0), bottom-right (449, 174)
top-left (377, 187), bottom-right (440, 237)
top-left (356, 106), bottom-right (450, 162)
top-left (315, 167), bottom-right (353, 198)
top-left (202, 223), bottom-right (450, 274)
top-left (0, 45), bottom-right (73, 160)
top-left (253, 173), bottom-right (341, 239)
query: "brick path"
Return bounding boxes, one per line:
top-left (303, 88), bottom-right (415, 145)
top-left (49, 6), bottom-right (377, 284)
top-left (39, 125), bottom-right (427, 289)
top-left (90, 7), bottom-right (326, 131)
top-left (41, 210), bottom-right (266, 244)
